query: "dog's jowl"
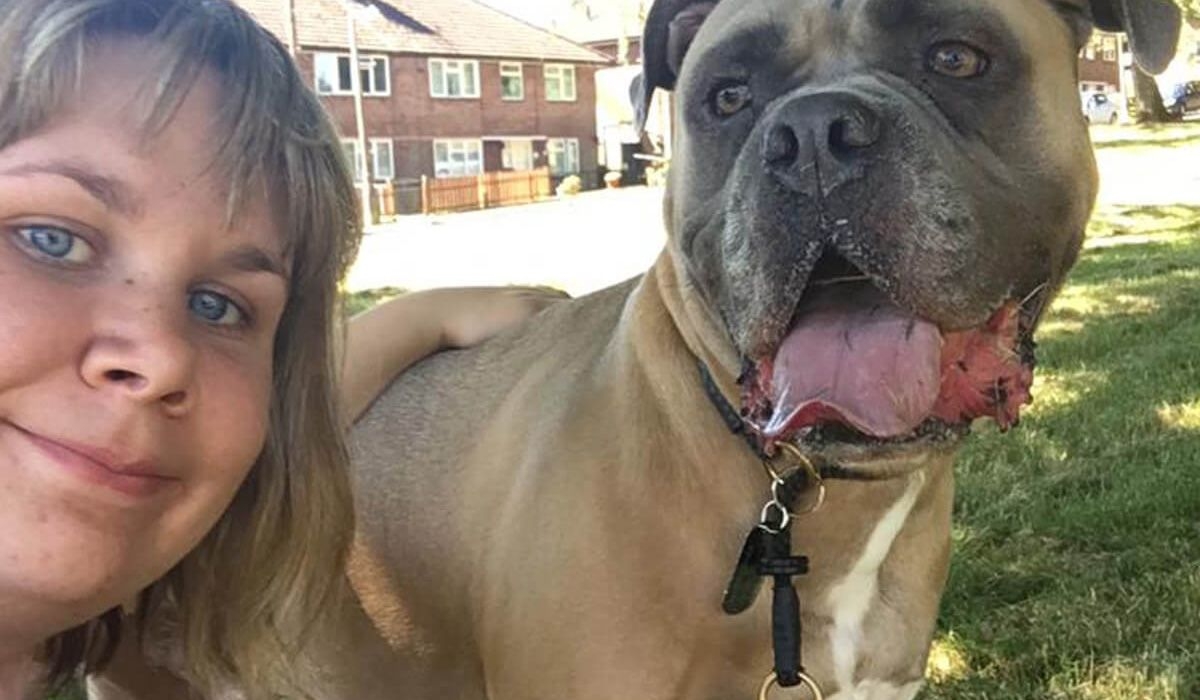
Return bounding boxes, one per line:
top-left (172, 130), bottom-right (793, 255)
top-left (321, 1), bottom-right (1183, 699)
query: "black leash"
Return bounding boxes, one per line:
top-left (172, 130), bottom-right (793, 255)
top-left (699, 361), bottom-right (826, 697)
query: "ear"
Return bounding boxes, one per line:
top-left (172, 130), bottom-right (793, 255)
top-left (1091, 0), bottom-right (1182, 73)
top-left (633, 0), bottom-right (719, 132)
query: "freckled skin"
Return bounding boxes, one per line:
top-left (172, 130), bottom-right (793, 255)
top-left (0, 41), bottom-right (285, 662)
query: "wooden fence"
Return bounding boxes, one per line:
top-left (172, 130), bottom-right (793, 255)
top-left (380, 167), bottom-right (553, 218)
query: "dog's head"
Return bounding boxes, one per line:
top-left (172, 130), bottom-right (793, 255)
top-left (636, 0), bottom-right (1181, 463)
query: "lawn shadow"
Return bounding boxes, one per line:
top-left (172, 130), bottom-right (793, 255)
top-left (924, 224), bottom-right (1200, 698)
top-left (1092, 134), bottom-right (1200, 150)
top-left (1091, 123), bottom-right (1200, 151)
top-left (1088, 204), bottom-right (1200, 239)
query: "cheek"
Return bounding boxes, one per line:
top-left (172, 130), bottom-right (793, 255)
top-left (0, 256), bottom-right (91, 388)
top-left (148, 354), bottom-right (274, 568)
top-left (195, 352), bottom-right (274, 486)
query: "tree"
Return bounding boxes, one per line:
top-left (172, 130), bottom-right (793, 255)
top-left (1133, 66), bottom-right (1172, 122)
top-left (1130, 0), bottom-right (1191, 123)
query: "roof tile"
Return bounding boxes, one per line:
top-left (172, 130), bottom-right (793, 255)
top-left (235, 0), bottom-right (612, 63)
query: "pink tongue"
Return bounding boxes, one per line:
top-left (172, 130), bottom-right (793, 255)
top-left (764, 285), bottom-right (942, 439)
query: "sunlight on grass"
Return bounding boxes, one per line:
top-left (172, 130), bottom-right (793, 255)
top-left (1023, 370), bottom-right (1105, 415)
top-left (927, 635), bottom-right (972, 683)
top-left (1156, 401), bottom-right (1200, 432)
top-left (1049, 659), bottom-right (1182, 700)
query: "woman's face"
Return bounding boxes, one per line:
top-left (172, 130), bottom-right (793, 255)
top-left (0, 43), bottom-right (287, 630)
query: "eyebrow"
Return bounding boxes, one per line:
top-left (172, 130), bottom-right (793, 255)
top-left (0, 159), bottom-right (143, 217)
top-left (221, 244), bottom-right (290, 281)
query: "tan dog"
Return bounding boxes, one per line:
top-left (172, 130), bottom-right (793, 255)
top-left (311, 1), bottom-right (1181, 699)
top-left (91, 1), bottom-right (1181, 699)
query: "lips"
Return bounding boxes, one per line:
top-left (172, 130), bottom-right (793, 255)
top-left (740, 275), bottom-right (1035, 450)
top-left (7, 421), bottom-right (177, 498)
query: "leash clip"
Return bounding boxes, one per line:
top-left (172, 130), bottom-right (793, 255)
top-left (758, 478), bottom-right (792, 535)
top-left (758, 671), bottom-right (824, 700)
top-left (760, 443), bottom-right (827, 525)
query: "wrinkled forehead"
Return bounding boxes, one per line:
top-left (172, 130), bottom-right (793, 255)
top-left (696, 0), bottom-right (1073, 54)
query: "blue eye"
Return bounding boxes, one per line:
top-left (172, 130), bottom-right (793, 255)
top-left (188, 290), bottom-right (246, 326)
top-left (16, 225), bottom-right (94, 264)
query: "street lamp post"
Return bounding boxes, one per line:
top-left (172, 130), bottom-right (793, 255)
top-left (345, 1), bottom-right (376, 226)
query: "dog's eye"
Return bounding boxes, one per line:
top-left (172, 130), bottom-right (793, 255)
top-left (926, 42), bottom-right (990, 78)
top-left (712, 83), bottom-right (753, 117)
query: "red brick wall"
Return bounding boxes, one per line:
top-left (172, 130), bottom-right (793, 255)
top-left (1078, 33), bottom-right (1120, 89)
top-left (297, 52), bottom-right (601, 186)
top-left (1079, 57), bottom-right (1120, 87)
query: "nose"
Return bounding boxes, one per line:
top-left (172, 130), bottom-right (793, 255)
top-left (80, 311), bottom-right (198, 416)
top-left (760, 91), bottom-right (882, 198)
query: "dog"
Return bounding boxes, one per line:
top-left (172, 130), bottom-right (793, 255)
top-left (311, 1), bottom-right (1181, 699)
top-left (90, 1), bottom-right (1182, 699)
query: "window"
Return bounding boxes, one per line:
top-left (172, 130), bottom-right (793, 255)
top-left (544, 64), bottom-right (577, 102)
top-left (547, 138), bottom-right (579, 176)
top-left (372, 139), bottom-right (394, 180)
top-left (433, 140), bottom-right (483, 178)
top-left (429, 59), bottom-right (480, 98)
top-left (315, 52), bottom-right (389, 96)
top-left (500, 62), bottom-right (524, 101)
top-left (341, 139), bottom-right (395, 182)
top-left (1102, 38), bottom-right (1117, 61)
top-left (501, 140), bottom-right (534, 171)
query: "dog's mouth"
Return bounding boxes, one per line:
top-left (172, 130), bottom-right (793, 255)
top-left (740, 251), bottom-right (1036, 457)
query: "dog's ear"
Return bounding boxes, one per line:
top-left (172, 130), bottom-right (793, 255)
top-left (1090, 0), bottom-right (1182, 73)
top-left (632, 0), bottom-right (719, 132)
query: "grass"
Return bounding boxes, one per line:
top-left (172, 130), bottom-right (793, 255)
top-left (344, 285), bottom-right (405, 317)
top-left (923, 162), bottom-right (1200, 696)
top-left (1090, 122), bottom-right (1200, 150)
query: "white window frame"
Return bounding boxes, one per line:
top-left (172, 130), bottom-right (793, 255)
top-left (314, 52), bottom-right (390, 96)
top-left (429, 59), bottom-right (481, 99)
top-left (1102, 37), bottom-right (1117, 61)
top-left (544, 64), bottom-right (577, 102)
top-left (499, 62), bottom-right (525, 101)
top-left (433, 139), bottom-right (484, 178)
top-left (371, 138), bottom-right (394, 181)
top-left (342, 139), bottom-right (395, 182)
top-left (547, 137), bottom-right (580, 176)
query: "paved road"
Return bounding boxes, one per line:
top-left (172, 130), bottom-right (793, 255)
top-left (346, 186), bottom-right (668, 296)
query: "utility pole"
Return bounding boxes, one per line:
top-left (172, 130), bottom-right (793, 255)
top-left (345, 2), bottom-right (375, 226)
top-left (284, 0), bottom-right (298, 57)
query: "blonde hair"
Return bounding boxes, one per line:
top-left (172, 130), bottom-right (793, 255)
top-left (0, 0), bottom-right (361, 696)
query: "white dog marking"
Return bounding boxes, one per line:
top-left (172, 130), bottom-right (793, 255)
top-left (825, 679), bottom-right (924, 700)
top-left (825, 473), bottom-right (925, 697)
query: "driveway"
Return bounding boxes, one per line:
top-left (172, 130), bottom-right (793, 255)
top-left (346, 186), bottom-right (667, 296)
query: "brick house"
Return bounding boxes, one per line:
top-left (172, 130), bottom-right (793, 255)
top-left (236, 0), bottom-right (611, 196)
top-left (1080, 30), bottom-right (1122, 93)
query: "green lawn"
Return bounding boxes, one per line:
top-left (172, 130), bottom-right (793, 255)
top-left (924, 150), bottom-right (1200, 697)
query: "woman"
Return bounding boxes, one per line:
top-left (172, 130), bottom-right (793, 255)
top-left (0, 0), bottom-right (556, 697)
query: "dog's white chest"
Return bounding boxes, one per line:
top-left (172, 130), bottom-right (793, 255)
top-left (823, 474), bottom-right (926, 700)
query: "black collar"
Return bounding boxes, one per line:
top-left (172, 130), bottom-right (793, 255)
top-left (696, 360), bottom-right (891, 483)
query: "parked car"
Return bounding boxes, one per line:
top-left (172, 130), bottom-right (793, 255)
top-left (1165, 81), bottom-right (1200, 120)
top-left (1082, 92), bottom-right (1120, 124)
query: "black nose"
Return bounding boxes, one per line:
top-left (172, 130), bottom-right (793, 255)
top-left (761, 92), bottom-right (882, 198)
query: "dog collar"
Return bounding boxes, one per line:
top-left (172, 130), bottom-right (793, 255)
top-left (695, 360), bottom-right (888, 482)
